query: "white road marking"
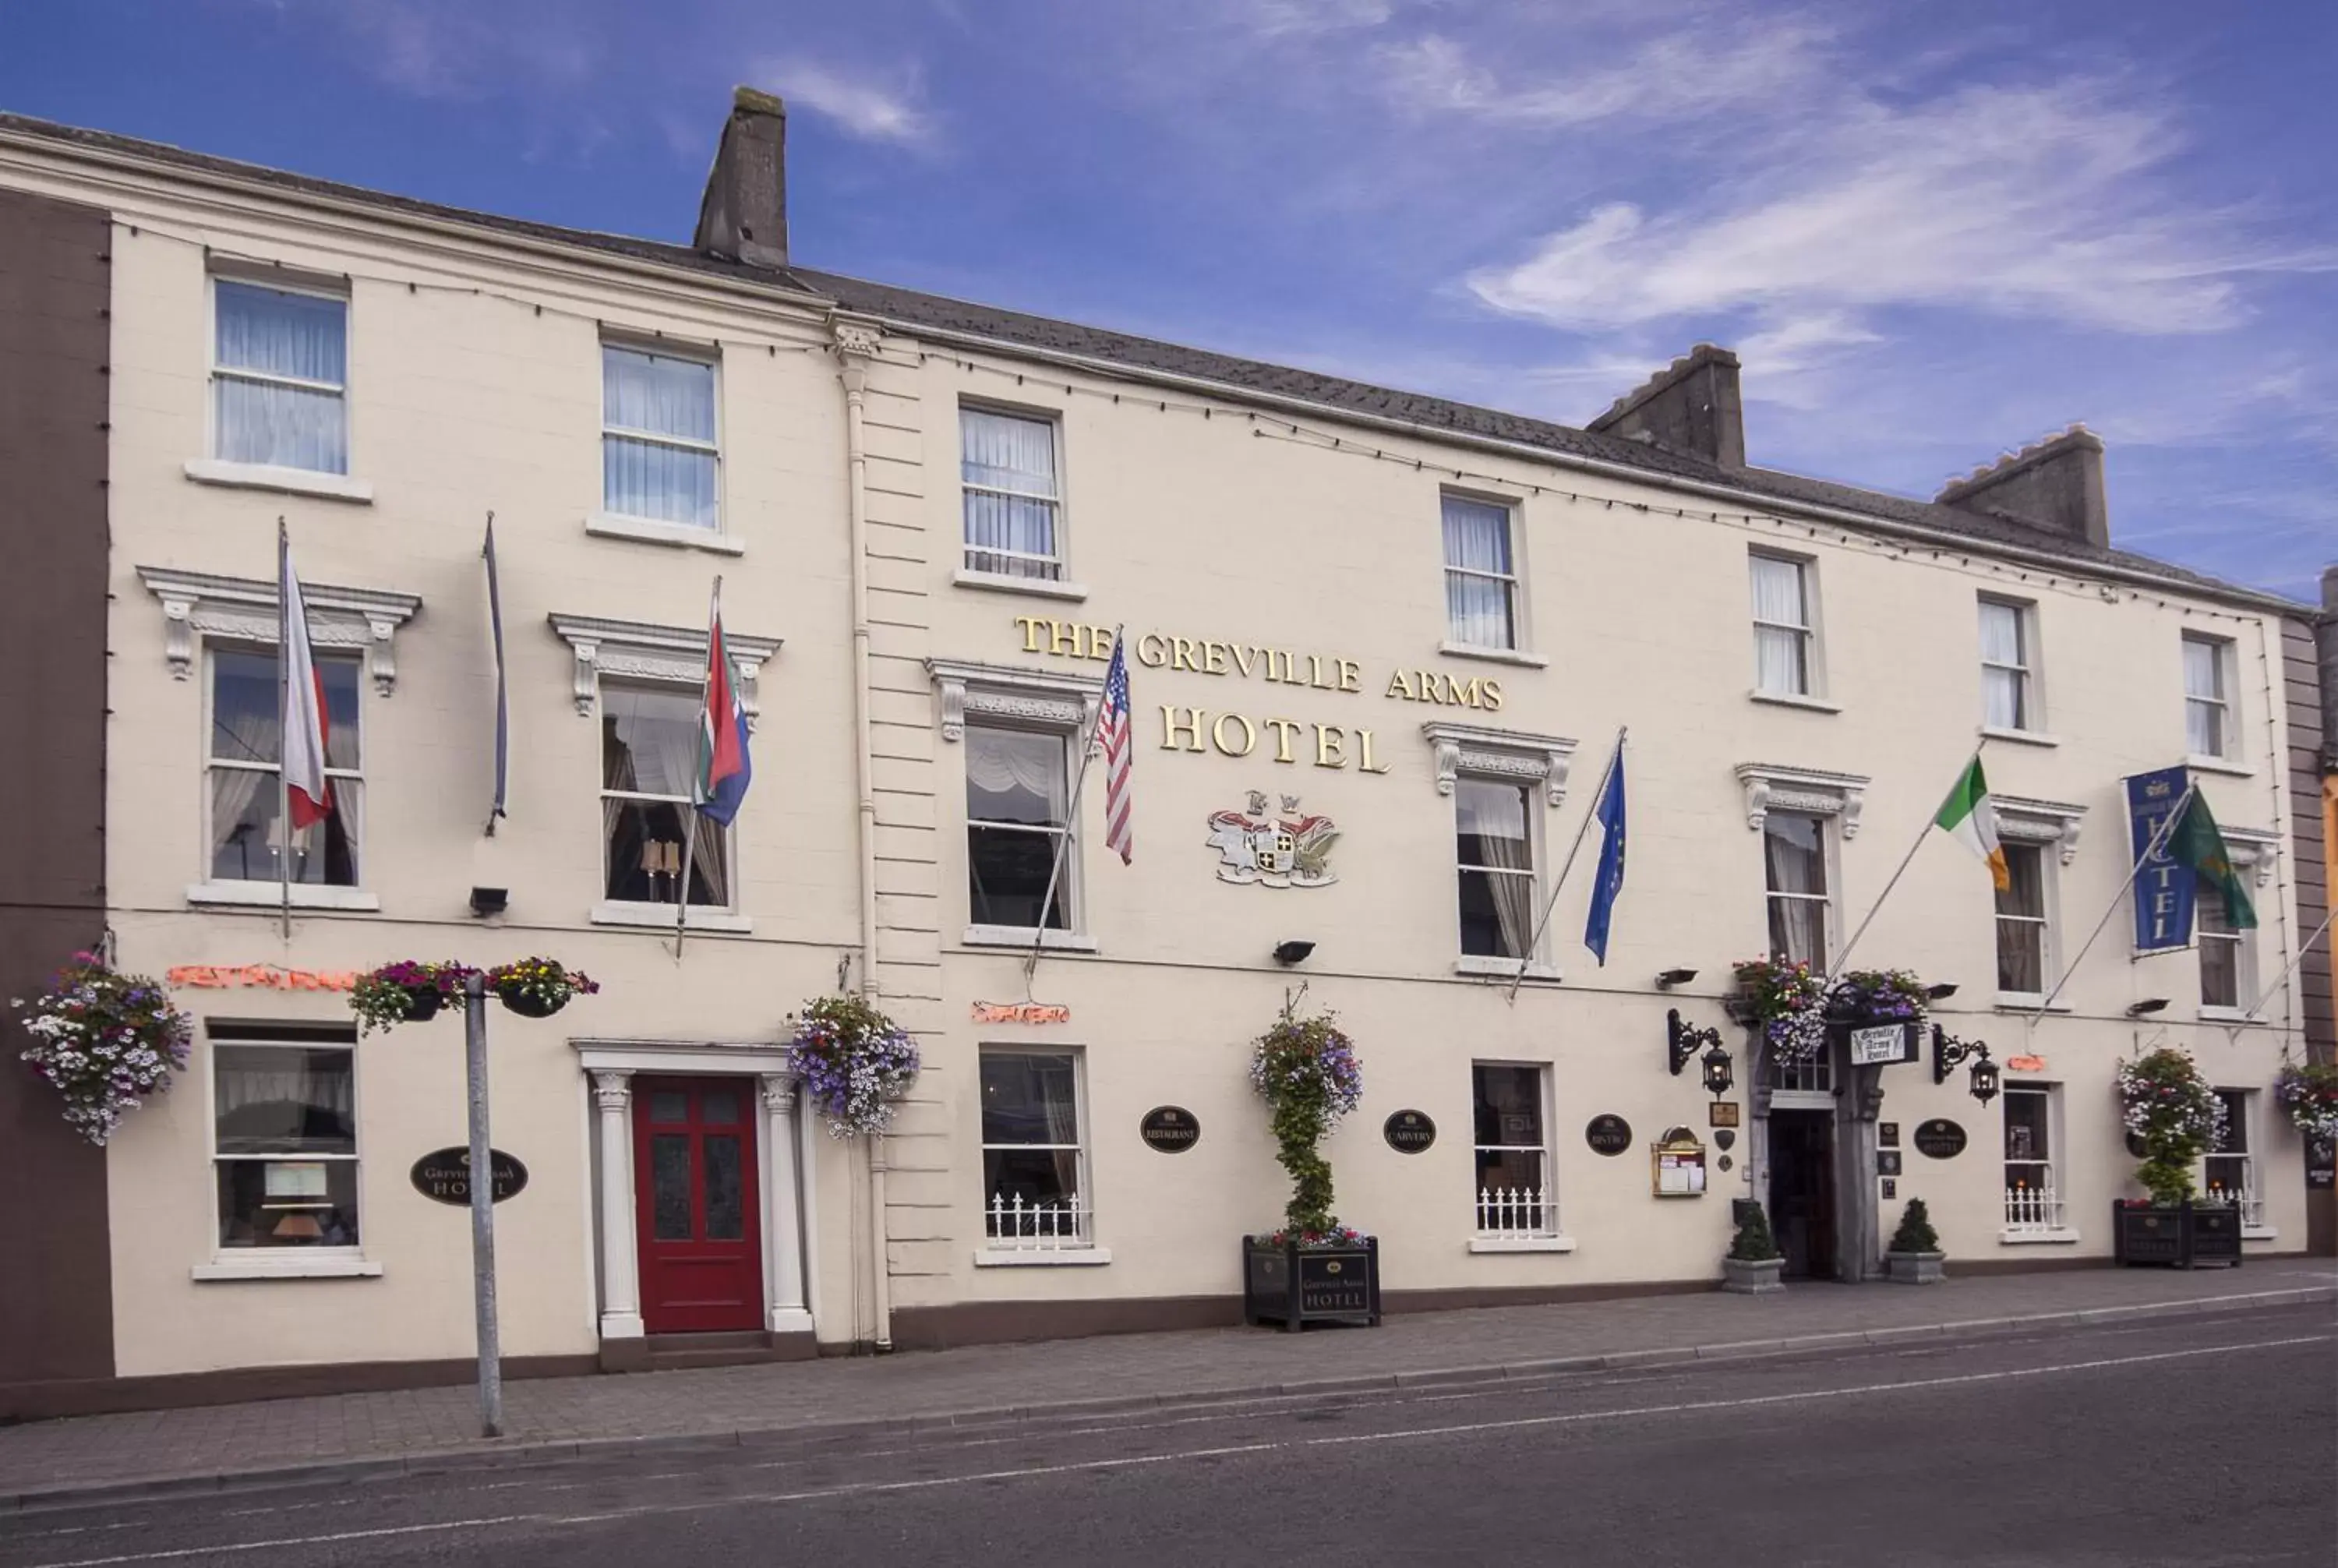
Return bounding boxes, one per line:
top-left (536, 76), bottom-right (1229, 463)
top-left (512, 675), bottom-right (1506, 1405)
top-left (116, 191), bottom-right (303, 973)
top-left (13, 1330), bottom-right (2328, 1568)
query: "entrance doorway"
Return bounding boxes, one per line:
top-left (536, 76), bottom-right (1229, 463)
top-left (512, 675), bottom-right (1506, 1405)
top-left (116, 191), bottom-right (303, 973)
top-left (1768, 1109), bottom-right (1837, 1280)
top-left (632, 1076), bottom-right (764, 1333)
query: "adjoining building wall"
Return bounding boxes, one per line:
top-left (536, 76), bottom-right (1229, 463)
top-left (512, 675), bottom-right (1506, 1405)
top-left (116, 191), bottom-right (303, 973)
top-left (0, 187), bottom-right (118, 1405)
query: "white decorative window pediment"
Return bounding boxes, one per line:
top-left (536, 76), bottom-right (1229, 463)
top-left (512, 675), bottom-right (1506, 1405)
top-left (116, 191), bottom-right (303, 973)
top-left (1735, 761), bottom-right (1870, 837)
top-left (548, 613), bottom-right (782, 726)
top-left (140, 565), bottom-right (421, 696)
top-left (1421, 722), bottom-right (1576, 807)
top-left (928, 657), bottom-right (1101, 741)
top-left (2220, 824), bottom-right (2278, 888)
top-left (1995, 794), bottom-right (2087, 866)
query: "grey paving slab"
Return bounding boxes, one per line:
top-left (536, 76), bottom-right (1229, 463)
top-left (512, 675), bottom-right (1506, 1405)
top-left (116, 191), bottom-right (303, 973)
top-left (2, 1265), bottom-right (2330, 1506)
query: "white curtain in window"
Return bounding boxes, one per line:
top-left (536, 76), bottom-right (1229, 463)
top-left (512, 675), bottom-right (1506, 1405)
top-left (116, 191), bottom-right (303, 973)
top-left (1442, 497), bottom-right (1513, 648)
top-left (966, 729), bottom-right (1068, 825)
top-left (1764, 815), bottom-right (1827, 967)
top-left (603, 348), bottom-right (717, 527)
top-left (1750, 556), bottom-right (1808, 694)
top-left (1980, 602), bottom-right (2025, 727)
top-left (962, 410), bottom-right (1059, 575)
top-left (214, 284), bottom-right (348, 474)
top-left (2182, 637), bottom-right (2220, 699)
top-left (1460, 780), bottom-right (1535, 959)
top-left (214, 1054), bottom-right (353, 1124)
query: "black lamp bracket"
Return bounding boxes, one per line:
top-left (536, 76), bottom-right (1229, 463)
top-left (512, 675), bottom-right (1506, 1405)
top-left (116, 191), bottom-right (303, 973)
top-left (1931, 1025), bottom-right (1991, 1086)
top-left (1669, 1008), bottom-right (1722, 1076)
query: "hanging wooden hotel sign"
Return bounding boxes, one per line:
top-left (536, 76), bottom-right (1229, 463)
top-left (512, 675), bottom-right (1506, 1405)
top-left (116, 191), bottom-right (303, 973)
top-left (1847, 1022), bottom-right (1920, 1067)
top-left (971, 1001), bottom-right (1071, 1024)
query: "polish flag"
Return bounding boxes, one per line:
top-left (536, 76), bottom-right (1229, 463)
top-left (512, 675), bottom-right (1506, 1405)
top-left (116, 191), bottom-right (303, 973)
top-left (279, 524), bottom-right (333, 828)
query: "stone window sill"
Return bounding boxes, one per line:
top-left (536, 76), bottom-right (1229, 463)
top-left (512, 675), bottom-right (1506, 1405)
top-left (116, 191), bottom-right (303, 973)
top-left (584, 512), bottom-right (745, 555)
top-left (1456, 955), bottom-right (1561, 984)
top-left (1994, 995), bottom-right (2071, 1013)
top-left (1749, 689), bottom-right (1842, 714)
top-left (1438, 641), bottom-right (1549, 669)
top-left (1981, 726), bottom-right (2059, 748)
top-left (1468, 1234), bottom-right (1577, 1255)
top-left (591, 901), bottom-right (751, 934)
top-left (2183, 754), bottom-right (2255, 778)
top-left (954, 567), bottom-right (1089, 602)
top-left (192, 1254), bottom-right (383, 1281)
top-left (2241, 1226), bottom-right (2278, 1242)
top-left (974, 1247), bottom-right (1111, 1267)
top-left (1998, 1228), bottom-right (2082, 1245)
top-left (964, 925), bottom-right (1099, 953)
top-left (185, 458), bottom-right (374, 504)
top-left (188, 881), bottom-right (380, 913)
top-left (2198, 1005), bottom-right (2262, 1025)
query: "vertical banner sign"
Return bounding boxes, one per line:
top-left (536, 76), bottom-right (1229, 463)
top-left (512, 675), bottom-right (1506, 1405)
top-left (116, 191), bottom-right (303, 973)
top-left (2125, 766), bottom-right (2192, 952)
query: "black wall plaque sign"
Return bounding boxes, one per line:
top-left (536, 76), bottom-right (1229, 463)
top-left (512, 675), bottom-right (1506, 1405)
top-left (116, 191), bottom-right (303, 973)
top-left (1879, 1122), bottom-right (1900, 1148)
top-left (1913, 1119), bottom-right (1969, 1160)
top-left (1709, 1101), bottom-right (1741, 1128)
top-left (1584, 1114), bottom-right (1632, 1156)
top-left (1877, 1150), bottom-right (1903, 1177)
top-left (2308, 1137), bottom-right (2335, 1189)
top-left (1139, 1106), bottom-right (1200, 1153)
top-left (410, 1148), bottom-right (528, 1206)
top-left (1712, 1128), bottom-right (1736, 1152)
top-left (1880, 1176), bottom-right (1897, 1200)
top-left (1383, 1110), bottom-right (1436, 1153)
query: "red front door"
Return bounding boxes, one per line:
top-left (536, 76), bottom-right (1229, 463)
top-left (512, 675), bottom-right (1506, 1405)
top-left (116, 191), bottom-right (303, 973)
top-left (633, 1077), bottom-right (764, 1333)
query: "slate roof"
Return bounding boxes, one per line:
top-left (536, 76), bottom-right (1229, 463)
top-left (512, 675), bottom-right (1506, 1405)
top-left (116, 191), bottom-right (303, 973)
top-left (0, 111), bottom-right (2300, 612)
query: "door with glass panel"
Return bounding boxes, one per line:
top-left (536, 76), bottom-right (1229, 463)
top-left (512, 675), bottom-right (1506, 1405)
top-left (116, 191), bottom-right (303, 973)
top-left (632, 1078), bottom-right (762, 1333)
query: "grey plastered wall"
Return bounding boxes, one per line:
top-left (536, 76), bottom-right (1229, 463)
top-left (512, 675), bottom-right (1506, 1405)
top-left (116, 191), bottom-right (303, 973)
top-left (0, 186), bottom-right (116, 1406)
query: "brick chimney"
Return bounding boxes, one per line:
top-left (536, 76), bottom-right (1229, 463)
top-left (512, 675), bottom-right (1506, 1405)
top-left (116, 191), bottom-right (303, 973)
top-left (1586, 344), bottom-right (1744, 469)
top-left (1934, 426), bottom-right (2109, 549)
top-left (695, 87), bottom-right (788, 270)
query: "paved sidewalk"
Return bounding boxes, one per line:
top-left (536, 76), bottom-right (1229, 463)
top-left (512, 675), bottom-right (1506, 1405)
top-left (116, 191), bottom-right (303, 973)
top-left (5, 1265), bottom-right (2332, 1509)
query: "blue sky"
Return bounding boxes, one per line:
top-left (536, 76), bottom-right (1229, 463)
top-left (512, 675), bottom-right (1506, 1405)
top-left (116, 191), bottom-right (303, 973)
top-left (5, 1), bottom-right (2331, 600)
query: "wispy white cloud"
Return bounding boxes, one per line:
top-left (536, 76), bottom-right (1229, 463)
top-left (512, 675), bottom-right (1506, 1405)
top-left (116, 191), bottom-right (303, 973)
top-left (1376, 22), bottom-right (1827, 129)
top-left (286, 0), bottom-right (599, 101)
top-left (1244, 0), bottom-right (1396, 39)
top-left (754, 56), bottom-right (932, 146)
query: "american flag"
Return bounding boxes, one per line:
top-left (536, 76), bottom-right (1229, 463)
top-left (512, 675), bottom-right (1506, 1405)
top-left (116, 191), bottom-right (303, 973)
top-left (1097, 632), bottom-right (1134, 864)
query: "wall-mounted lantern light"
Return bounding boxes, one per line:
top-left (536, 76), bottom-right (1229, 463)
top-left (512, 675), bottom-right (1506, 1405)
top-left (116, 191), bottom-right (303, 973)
top-left (1700, 1039), bottom-right (1735, 1098)
top-left (1668, 1008), bottom-right (1722, 1077)
top-left (1931, 1024), bottom-right (1999, 1104)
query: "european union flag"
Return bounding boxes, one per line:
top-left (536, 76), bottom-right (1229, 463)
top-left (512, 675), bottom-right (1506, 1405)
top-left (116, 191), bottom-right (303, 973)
top-left (1584, 740), bottom-right (1627, 966)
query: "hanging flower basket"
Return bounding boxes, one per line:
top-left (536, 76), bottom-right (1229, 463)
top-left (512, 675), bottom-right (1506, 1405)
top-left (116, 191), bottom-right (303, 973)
top-left (787, 994), bottom-right (920, 1137)
top-left (1826, 969), bottom-right (1930, 1028)
top-left (2275, 1061), bottom-right (2338, 1145)
top-left (14, 952), bottom-right (193, 1146)
top-left (1730, 958), bottom-right (1827, 1062)
top-left (1243, 1008), bottom-right (1377, 1330)
top-left (2113, 1047), bottom-right (2239, 1269)
top-left (349, 961), bottom-right (477, 1035)
top-left (484, 958), bottom-right (597, 1019)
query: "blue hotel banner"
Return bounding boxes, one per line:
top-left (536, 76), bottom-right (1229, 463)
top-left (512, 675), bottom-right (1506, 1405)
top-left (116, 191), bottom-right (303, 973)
top-left (2125, 765), bottom-right (2191, 952)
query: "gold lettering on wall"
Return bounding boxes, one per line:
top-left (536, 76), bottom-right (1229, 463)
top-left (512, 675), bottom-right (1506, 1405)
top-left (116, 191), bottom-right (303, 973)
top-left (1162, 706), bottom-right (1209, 752)
top-left (1211, 712), bottom-right (1258, 758)
top-left (1263, 717), bottom-right (1301, 764)
top-left (1313, 724), bottom-right (1347, 769)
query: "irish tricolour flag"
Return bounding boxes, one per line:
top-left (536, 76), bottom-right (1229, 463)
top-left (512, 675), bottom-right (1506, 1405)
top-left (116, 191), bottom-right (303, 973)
top-left (1934, 757), bottom-right (2008, 892)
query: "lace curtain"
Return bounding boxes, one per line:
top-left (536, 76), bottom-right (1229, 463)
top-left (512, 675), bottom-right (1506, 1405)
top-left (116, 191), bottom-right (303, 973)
top-left (1750, 555), bottom-right (1809, 694)
top-left (962, 409), bottom-right (1059, 577)
top-left (603, 346), bottom-right (718, 528)
top-left (1980, 601), bottom-right (2025, 727)
top-left (1460, 779), bottom-right (1535, 959)
top-left (214, 281), bottom-right (348, 474)
top-left (1764, 813), bottom-right (1828, 968)
top-left (1442, 496), bottom-right (1514, 648)
top-left (966, 727), bottom-right (1068, 827)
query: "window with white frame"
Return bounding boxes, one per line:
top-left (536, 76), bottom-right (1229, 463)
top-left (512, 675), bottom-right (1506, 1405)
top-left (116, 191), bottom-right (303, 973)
top-left (961, 407), bottom-right (1063, 580)
top-left (1472, 1062), bottom-right (1553, 1236)
top-left (214, 1036), bottom-right (359, 1248)
top-left (1995, 842), bottom-right (2053, 997)
top-left (966, 722), bottom-right (1075, 931)
top-left (2002, 1084), bottom-right (2062, 1233)
top-left (980, 1048), bottom-right (1088, 1247)
top-left (2198, 881), bottom-right (2252, 1011)
top-left (211, 277), bottom-right (348, 474)
top-left (1979, 597), bottom-right (2039, 731)
top-left (1749, 552), bottom-right (1816, 697)
top-left (1763, 810), bottom-right (1832, 969)
top-left (2182, 633), bottom-right (2235, 758)
top-left (2205, 1089), bottom-right (2261, 1225)
top-left (600, 682), bottom-right (731, 908)
top-left (207, 646), bottom-right (363, 888)
top-left (1456, 777), bottom-right (1538, 960)
top-left (1442, 494), bottom-right (1517, 650)
top-left (602, 343), bottom-right (720, 529)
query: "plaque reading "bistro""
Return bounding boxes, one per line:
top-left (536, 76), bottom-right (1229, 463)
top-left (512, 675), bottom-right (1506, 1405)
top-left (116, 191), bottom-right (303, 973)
top-left (1139, 1106), bottom-right (1200, 1153)
top-left (410, 1148), bottom-right (528, 1206)
top-left (1585, 1114), bottom-right (1633, 1156)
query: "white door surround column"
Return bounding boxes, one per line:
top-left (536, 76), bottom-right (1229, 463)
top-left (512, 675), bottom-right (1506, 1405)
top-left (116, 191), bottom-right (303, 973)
top-left (760, 1074), bottom-right (813, 1333)
top-left (591, 1069), bottom-right (644, 1340)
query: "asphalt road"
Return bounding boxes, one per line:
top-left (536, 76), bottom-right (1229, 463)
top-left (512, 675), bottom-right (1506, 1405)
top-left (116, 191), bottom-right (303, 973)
top-left (4, 1302), bottom-right (2333, 1568)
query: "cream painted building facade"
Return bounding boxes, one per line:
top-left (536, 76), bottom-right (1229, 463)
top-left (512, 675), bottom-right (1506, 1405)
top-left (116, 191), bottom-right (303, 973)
top-left (0, 97), bottom-right (2325, 1415)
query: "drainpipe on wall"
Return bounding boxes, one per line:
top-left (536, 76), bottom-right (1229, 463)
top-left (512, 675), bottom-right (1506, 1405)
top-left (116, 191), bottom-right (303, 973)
top-left (832, 316), bottom-right (892, 1351)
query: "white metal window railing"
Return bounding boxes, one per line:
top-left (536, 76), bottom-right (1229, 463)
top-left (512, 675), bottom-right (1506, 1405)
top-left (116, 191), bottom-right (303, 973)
top-left (2204, 1157), bottom-right (2261, 1227)
top-left (1475, 1185), bottom-right (1553, 1237)
top-left (2004, 1165), bottom-right (2062, 1231)
top-left (984, 1193), bottom-right (1090, 1250)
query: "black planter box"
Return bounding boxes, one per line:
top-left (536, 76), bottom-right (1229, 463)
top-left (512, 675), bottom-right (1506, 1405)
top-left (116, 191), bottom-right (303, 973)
top-left (2112, 1202), bottom-right (2244, 1269)
top-left (1242, 1235), bottom-right (1380, 1330)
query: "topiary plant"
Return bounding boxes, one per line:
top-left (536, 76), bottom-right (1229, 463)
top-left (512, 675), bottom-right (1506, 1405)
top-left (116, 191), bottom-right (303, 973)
top-left (1728, 1204), bottom-right (1781, 1263)
top-left (1888, 1198), bottom-right (1941, 1255)
top-left (1248, 1008), bottom-right (1364, 1242)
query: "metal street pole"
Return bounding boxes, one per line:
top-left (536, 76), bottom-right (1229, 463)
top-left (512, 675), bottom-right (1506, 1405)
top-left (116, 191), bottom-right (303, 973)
top-left (464, 971), bottom-right (503, 1437)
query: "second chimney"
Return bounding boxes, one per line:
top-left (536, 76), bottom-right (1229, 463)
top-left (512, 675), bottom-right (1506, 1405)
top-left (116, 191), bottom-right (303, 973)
top-left (1934, 426), bottom-right (2109, 549)
top-left (1587, 344), bottom-right (1745, 468)
top-left (695, 87), bottom-right (788, 270)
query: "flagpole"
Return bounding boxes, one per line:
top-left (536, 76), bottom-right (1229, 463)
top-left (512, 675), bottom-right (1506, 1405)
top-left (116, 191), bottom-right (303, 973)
top-left (674, 576), bottom-right (722, 964)
top-left (2025, 781), bottom-right (2199, 1026)
top-left (1508, 726), bottom-right (1625, 1004)
top-left (1023, 625), bottom-right (1121, 995)
top-left (2236, 905), bottom-right (2334, 1029)
top-left (1825, 740), bottom-right (1988, 988)
top-left (277, 518), bottom-right (294, 945)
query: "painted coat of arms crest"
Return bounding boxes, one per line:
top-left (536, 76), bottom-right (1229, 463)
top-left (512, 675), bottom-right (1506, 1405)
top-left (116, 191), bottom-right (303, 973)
top-left (1207, 791), bottom-right (1340, 888)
